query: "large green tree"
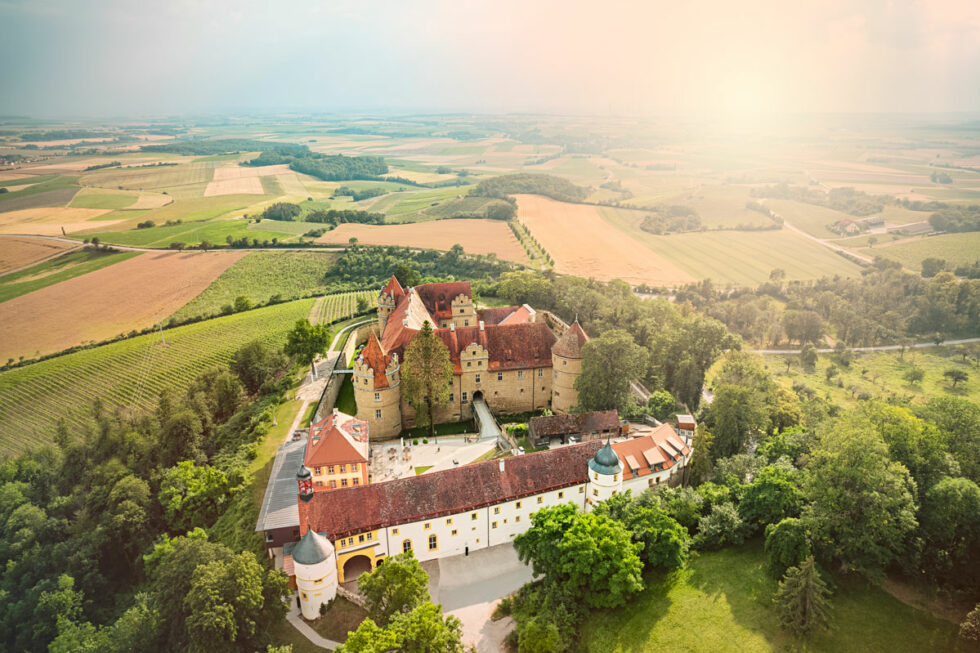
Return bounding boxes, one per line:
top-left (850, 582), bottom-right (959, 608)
top-left (575, 329), bottom-right (648, 412)
top-left (402, 320), bottom-right (454, 437)
top-left (918, 476), bottom-right (980, 589)
top-left (738, 466), bottom-right (804, 532)
top-left (283, 318), bottom-right (331, 380)
top-left (357, 551), bottom-right (430, 626)
top-left (765, 518), bottom-right (812, 579)
top-left (802, 417), bottom-right (918, 576)
top-left (594, 492), bottom-right (690, 571)
top-left (774, 556), bottom-right (831, 636)
top-left (919, 396), bottom-right (980, 482)
top-left (158, 462), bottom-right (230, 531)
top-left (339, 601), bottom-right (464, 653)
top-left (230, 340), bottom-right (288, 395)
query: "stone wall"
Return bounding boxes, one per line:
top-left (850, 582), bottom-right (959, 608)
top-left (315, 322), bottom-right (377, 423)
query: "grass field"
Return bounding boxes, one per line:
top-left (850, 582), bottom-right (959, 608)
top-left (764, 198), bottom-right (854, 238)
top-left (0, 175), bottom-right (78, 207)
top-left (580, 541), bottom-right (963, 652)
top-left (69, 188), bottom-right (138, 210)
top-left (365, 185), bottom-right (474, 220)
top-left (79, 216), bottom-right (292, 246)
top-left (766, 347), bottom-right (980, 410)
top-left (0, 248), bottom-right (139, 303)
top-left (79, 161), bottom-right (213, 193)
top-left (597, 205), bottom-right (863, 286)
top-left (0, 298), bottom-right (314, 456)
top-left (171, 251), bottom-right (346, 320)
top-left (855, 232), bottom-right (980, 271)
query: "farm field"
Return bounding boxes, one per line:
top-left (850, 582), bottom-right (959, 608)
top-left (515, 194), bottom-right (695, 286)
top-left (0, 236), bottom-right (77, 274)
top-left (310, 291), bottom-right (374, 325)
top-left (69, 187), bottom-right (139, 209)
top-left (365, 185), bottom-right (474, 221)
top-left (0, 206), bottom-right (121, 235)
top-left (79, 214), bottom-right (292, 246)
top-left (0, 250), bottom-right (244, 361)
top-left (580, 541), bottom-right (962, 652)
top-left (204, 163), bottom-right (292, 196)
top-left (0, 297), bottom-right (314, 455)
top-left (855, 232), bottom-right (980, 271)
top-left (0, 248), bottom-right (139, 303)
top-left (766, 347), bottom-right (980, 411)
top-left (170, 251), bottom-right (352, 321)
top-left (316, 218), bottom-right (530, 263)
top-left (763, 198), bottom-right (855, 238)
top-left (597, 204), bottom-right (863, 286)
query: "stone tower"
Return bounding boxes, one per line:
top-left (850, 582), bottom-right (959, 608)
top-left (352, 333), bottom-right (402, 438)
top-left (292, 528), bottom-right (339, 619)
top-left (551, 320), bottom-right (588, 414)
top-left (377, 276), bottom-right (404, 334)
top-left (586, 440), bottom-right (623, 509)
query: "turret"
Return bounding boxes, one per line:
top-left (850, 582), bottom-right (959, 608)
top-left (377, 276), bottom-right (404, 334)
top-left (352, 333), bottom-right (402, 438)
top-left (587, 439), bottom-right (623, 509)
top-left (291, 529), bottom-right (338, 619)
top-left (551, 321), bottom-right (588, 414)
top-left (297, 464), bottom-right (314, 502)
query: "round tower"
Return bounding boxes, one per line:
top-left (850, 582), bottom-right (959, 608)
top-left (587, 441), bottom-right (623, 509)
top-left (551, 321), bottom-right (588, 414)
top-left (293, 528), bottom-right (339, 619)
top-left (353, 333), bottom-right (402, 438)
top-left (377, 276), bottom-right (404, 334)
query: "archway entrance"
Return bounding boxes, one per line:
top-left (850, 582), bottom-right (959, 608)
top-left (342, 555), bottom-right (373, 583)
top-left (472, 390), bottom-right (484, 401)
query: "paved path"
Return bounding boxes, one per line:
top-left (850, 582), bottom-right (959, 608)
top-left (472, 397), bottom-right (501, 441)
top-left (750, 336), bottom-right (980, 355)
top-left (285, 599), bottom-right (341, 650)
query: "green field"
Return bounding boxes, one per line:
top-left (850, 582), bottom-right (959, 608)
top-left (765, 198), bottom-right (854, 238)
top-left (766, 347), bottom-right (980, 410)
top-left (580, 541), bottom-right (962, 652)
top-left (78, 216), bottom-right (291, 247)
top-left (69, 189), bottom-right (138, 209)
top-left (856, 233), bottom-right (980, 271)
top-left (0, 298), bottom-right (314, 456)
top-left (0, 249), bottom-right (139, 303)
top-left (0, 174), bottom-right (60, 189)
top-left (312, 291), bottom-right (373, 325)
top-left (366, 185), bottom-right (474, 220)
top-left (0, 175), bottom-right (78, 204)
top-left (79, 160), bottom-right (212, 194)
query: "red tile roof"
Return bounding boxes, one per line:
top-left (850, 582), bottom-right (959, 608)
top-left (529, 410), bottom-right (621, 438)
top-left (552, 321), bottom-right (589, 358)
top-left (306, 411), bottom-right (369, 467)
top-left (478, 306), bottom-right (521, 325)
top-left (380, 275), bottom-right (405, 302)
top-left (499, 304), bottom-right (534, 325)
top-left (359, 333), bottom-right (394, 389)
top-left (302, 441), bottom-right (603, 538)
top-left (433, 322), bottom-right (556, 373)
top-left (415, 281), bottom-right (471, 320)
top-left (613, 424), bottom-right (690, 480)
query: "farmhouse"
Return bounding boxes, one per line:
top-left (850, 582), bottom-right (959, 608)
top-left (353, 276), bottom-right (588, 438)
top-left (278, 421), bottom-right (692, 619)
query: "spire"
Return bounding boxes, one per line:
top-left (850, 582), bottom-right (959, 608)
top-left (297, 464), bottom-right (314, 502)
top-left (553, 320), bottom-right (589, 359)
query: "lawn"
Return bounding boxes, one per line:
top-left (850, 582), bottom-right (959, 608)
top-left (335, 374), bottom-right (357, 415)
top-left (856, 232), bottom-right (980, 272)
top-left (580, 541), bottom-right (963, 652)
top-left (766, 347), bottom-right (980, 410)
top-left (0, 248), bottom-right (140, 303)
top-left (309, 597), bottom-right (368, 642)
top-left (170, 251), bottom-right (342, 320)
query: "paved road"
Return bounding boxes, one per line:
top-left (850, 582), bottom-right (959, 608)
top-left (750, 337), bottom-right (980, 355)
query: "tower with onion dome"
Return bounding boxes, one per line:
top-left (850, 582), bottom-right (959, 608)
top-left (586, 438), bottom-right (623, 509)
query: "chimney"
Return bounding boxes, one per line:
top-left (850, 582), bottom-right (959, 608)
top-left (450, 323), bottom-right (455, 331)
top-left (479, 320), bottom-right (485, 331)
top-left (499, 460), bottom-right (505, 473)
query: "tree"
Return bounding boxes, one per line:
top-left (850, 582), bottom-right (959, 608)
top-left (339, 602), bottom-right (463, 653)
top-left (919, 477), bottom-right (980, 589)
top-left (356, 296), bottom-right (370, 313)
top-left (233, 295), bottom-right (252, 312)
top-left (944, 368), bottom-right (968, 388)
top-left (517, 614), bottom-right (562, 653)
top-left (687, 426), bottom-right (714, 485)
top-left (159, 461), bottom-right (230, 531)
top-left (782, 310), bottom-right (824, 346)
top-left (284, 318), bottom-right (330, 380)
top-left (515, 505), bottom-right (644, 609)
top-left (765, 518), bottom-right (811, 579)
top-left (159, 409), bottom-right (205, 467)
top-left (646, 389), bottom-right (676, 421)
top-left (184, 551), bottom-right (289, 653)
top-left (774, 556), bottom-right (831, 636)
top-left (921, 257), bottom-right (946, 278)
top-left (799, 343), bottom-right (817, 371)
top-left (709, 385), bottom-right (770, 458)
top-left (594, 492), bottom-right (690, 571)
top-left (695, 502), bottom-right (745, 549)
top-left (904, 366), bottom-right (924, 385)
top-left (658, 486), bottom-right (705, 532)
top-left (738, 466), bottom-right (803, 531)
top-left (393, 262), bottom-right (421, 287)
top-left (357, 551), bottom-right (430, 626)
top-left (401, 321), bottom-right (454, 438)
top-left (865, 404), bottom-right (951, 491)
top-left (575, 329), bottom-right (648, 412)
top-left (231, 340), bottom-right (288, 395)
top-left (961, 604), bottom-right (980, 643)
top-left (919, 396), bottom-right (980, 482)
top-left (802, 416), bottom-right (918, 576)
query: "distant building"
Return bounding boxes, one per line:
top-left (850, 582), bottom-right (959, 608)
top-left (305, 409), bottom-right (369, 490)
top-left (528, 409), bottom-right (626, 447)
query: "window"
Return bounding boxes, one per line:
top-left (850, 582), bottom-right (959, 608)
top-left (593, 472), bottom-right (598, 481)
top-left (471, 512), bottom-right (478, 520)
top-left (504, 518), bottom-right (508, 524)
top-left (353, 478), bottom-right (360, 486)
top-left (497, 372), bottom-right (503, 381)
top-left (375, 409), bottom-right (382, 420)
top-left (330, 480), bottom-right (336, 488)
top-left (464, 320), bottom-right (469, 326)
top-left (315, 481), bottom-right (323, 487)
top-left (462, 392), bottom-right (468, 402)
top-left (613, 473), bottom-right (618, 481)
top-left (392, 528), bottom-right (399, 535)
top-left (494, 506), bottom-right (500, 515)
top-left (515, 501), bottom-right (521, 509)
top-left (515, 515), bottom-right (521, 523)
top-left (314, 466), bottom-right (322, 475)
top-left (538, 369), bottom-right (543, 377)
top-left (537, 496), bottom-right (543, 504)
top-left (301, 592), bottom-right (308, 600)
top-left (558, 491), bottom-right (564, 499)
top-left (451, 529), bottom-right (458, 536)
top-left (467, 361), bottom-right (471, 367)
top-left (478, 361), bottom-right (482, 367)
top-left (459, 308), bottom-right (464, 314)
top-left (328, 465), bottom-right (335, 474)
top-left (517, 370), bottom-right (524, 379)
top-left (339, 464), bottom-right (346, 473)
top-left (492, 521), bottom-right (498, 529)
top-left (341, 478), bottom-right (348, 487)
top-left (475, 374), bottom-right (481, 384)
top-left (449, 393), bottom-right (454, 402)
top-left (403, 539), bottom-right (412, 553)
top-left (424, 522), bottom-right (431, 530)
top-left (563, 360), bottom-right (567, 366)
top-left (374, 392), bottom-right (380, 402)
top-left (445, 518), bottom-right (453, 525)
top-left (579, 486), bottom-right (585, 493)
top-left (367, 532), bottom-right (372, 540)
top-left (359, 534), bottom-right (365, 543)
top-left (554, 371), bottom-right (558, 379)
top-left (593, 489), bottom-right (599, 496)
top-left (428, 534), bottom-right (438, 551)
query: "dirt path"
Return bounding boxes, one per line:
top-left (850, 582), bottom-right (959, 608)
top-left (308, 296), bottom-right (324, 324)
top-left (879, 577), bottom-right (971, 625)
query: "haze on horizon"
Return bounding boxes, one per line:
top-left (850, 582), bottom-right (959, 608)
top-left (1, 0), bottom-right (979, 120)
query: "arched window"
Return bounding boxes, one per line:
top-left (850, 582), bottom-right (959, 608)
top-left (402, 539), bottom-right (412, 553)
top-left (428, 534), bottom-right (438, 551)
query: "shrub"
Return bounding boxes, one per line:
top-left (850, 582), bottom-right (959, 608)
top-left (765, 518), bottom-right (811, 579)
top-left (695, 502), bottom-right (745, 550)
top-left (412, 439), bottom-right (419, 445)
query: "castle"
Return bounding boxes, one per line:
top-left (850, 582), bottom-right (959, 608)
top-left (352, 276), bottom-right (589, 438)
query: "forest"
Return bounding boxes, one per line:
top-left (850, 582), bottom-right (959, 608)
top-left (469, 173), bottom-right (589, 203)
top-left (141, 139), bottom-right (307, 157)
top-left (245, 150), bottom-right (388, 181)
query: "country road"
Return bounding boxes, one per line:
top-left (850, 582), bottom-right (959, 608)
top-left (750, 337), bottom-right (980, 355)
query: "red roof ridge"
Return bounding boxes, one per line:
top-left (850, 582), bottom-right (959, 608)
top-left (552, 320), bottom-right (589, 359)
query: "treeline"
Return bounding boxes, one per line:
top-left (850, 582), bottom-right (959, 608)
top-left (0, 341), bottom-right (297, 651)
top-left (258, 202), bottom-right (385, 226)
top-left (483, 270), bottom-right (738, 410)
top-left (141, 139), bottom-right (306, 156)
top-left (332, 245), bottom-right (519, 289)
top-left (929, 205), bottom-right (980, 233)
top-left (19, 129), bottom-right (114, 141)
top-left (246, 149), bottom-right (388, 181)
top-left (469, 172), bottom-right (589, 203)
top-left (335, 185), bottom-right (387, 201)
top-left (83, 160), bottom-right (121, 171)
top-left (675, 263), bottom-right (980, 346)
top-left (751, 184), bottom-right (887, 217)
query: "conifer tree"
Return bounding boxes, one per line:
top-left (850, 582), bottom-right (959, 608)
top-left (402, 320), bottom-right (453, 437)
top-left (774, 556), bottom-right (831, 636)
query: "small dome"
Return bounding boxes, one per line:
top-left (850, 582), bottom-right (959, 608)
top-left (589, 443), bottom-right (621, 475)
top-left (297, 464), bottom-right (311, 481)
top-left (292, 529), bottom-right (335, 565)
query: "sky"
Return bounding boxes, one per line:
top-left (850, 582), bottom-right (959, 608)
top-left (1, 0), bottom-right (978, 119)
